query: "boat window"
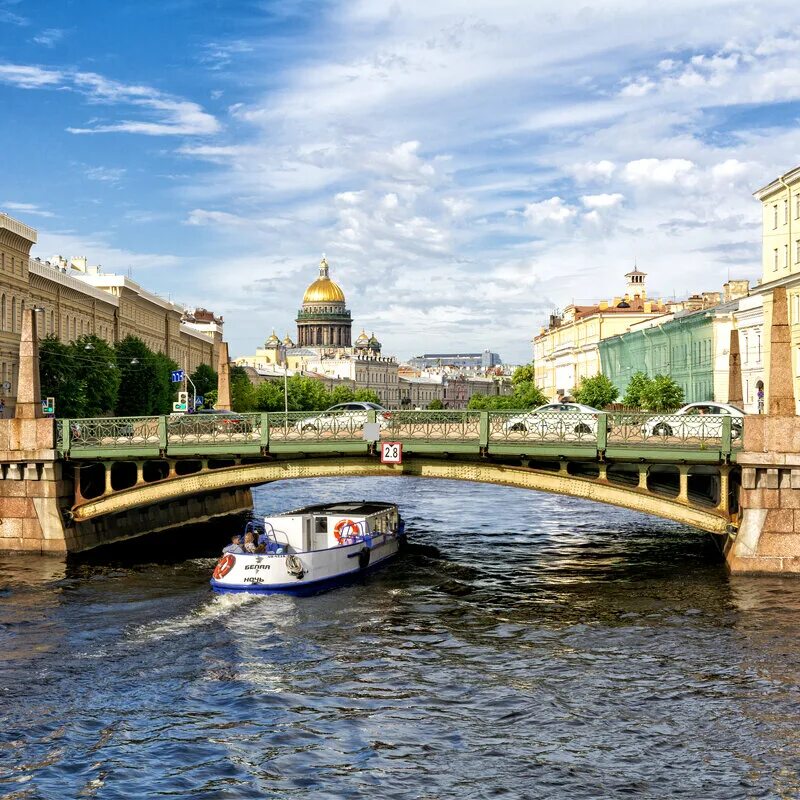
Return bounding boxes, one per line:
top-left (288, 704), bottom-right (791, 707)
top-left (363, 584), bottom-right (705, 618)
top-left (314, 516), bottom-right (328, 533)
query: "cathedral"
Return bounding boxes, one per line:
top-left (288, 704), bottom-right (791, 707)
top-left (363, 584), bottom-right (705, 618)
top-left (234, 257), bottom-right (400, 405)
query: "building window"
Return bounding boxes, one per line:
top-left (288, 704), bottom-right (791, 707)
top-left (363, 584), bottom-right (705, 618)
top-left (757, 333), bottom-right (762, 363)
top-left (785, 198), bottom-right (789, 224)
top-left (774, 249), bottom-right (779, 271)
top-left (774, 204), bottom-right (779, 229)
top-left (796, 239), bottom-right (800, 264)
top-left (786, 244), bottom-right (790, 269)
top-left (796, 195), bottom-right (800, 219)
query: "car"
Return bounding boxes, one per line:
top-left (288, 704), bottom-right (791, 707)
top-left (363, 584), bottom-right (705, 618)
top-left (503, 402), bottom-right (603, 438)
top-left (294, 402), bottom-right (391, 433)
top-left (169, 408), bottom-right (253, 434)
top-left (640, 401), bottom-right (745, 439)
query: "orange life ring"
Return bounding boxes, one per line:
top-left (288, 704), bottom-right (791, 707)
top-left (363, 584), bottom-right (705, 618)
top-left (213, 553), bottom-right (236, 579)
top-left (333, 518), bottom-right (357, 544)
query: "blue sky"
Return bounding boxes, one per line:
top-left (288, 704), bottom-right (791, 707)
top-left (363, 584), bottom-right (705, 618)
top-left (2, 0), bottom-right (800, 363)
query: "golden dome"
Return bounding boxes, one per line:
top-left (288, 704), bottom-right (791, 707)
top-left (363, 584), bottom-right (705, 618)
top-left (302, 256), bottom-right (346, 304)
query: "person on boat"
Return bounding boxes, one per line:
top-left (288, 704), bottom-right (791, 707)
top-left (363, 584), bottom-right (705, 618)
top-left (222, 535), bottom-right (245, 555)
top-left (243, 530), bottom-right (265, 554)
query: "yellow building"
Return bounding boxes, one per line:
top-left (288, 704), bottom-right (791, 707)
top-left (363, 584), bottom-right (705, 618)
top-left (0, 212), bottom-right (223, 413)
top-left (533, 268), bottom-right (672, 399)
top-left (753, 166), bottom-right (800, 411)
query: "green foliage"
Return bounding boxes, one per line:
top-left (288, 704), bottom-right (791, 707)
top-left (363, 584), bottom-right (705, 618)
top-left (248, 376), bottom-right (384, 413)
top-left (353, 388), bottom-right (381, 405)
top-left (230, 365), bottom-right (256, 412)
top-left (573, 373), bottom-right (618, 409)
top-left (286, 374), bottom-right (330, 411)
top-left (512, 381), bottom-right (547, 409)
top-left (152, 352), bottom-right (180, 414)
top-left (328, 384), bottom-right (356, 405)
top-left (468, 377), bottom-right (547, 411)
top-left (254, 380), bottom-right (286, 411)
top-left (511, 364), bottom-right (535, 385)
top-left (427, 398), bottom-right (444, 410)
top-left (622, 371), bottom-right (650, 408)
top-left (639, 374), bottom-right (685, 412)
top-left (39, 336), bottom-right (85, 417)
top-left (190, 363), bottom-right (218, 398)
top-left (114, 336), bottom-right (161, 416)
top-left (73, 335), bottom-right (120, 416)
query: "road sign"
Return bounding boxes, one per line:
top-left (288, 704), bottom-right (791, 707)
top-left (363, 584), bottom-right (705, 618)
top-left (194, 395), bottom-right (204, 408)
top-left (170, 370), bottom-right (185, 383)
top-left (380, 442), bottom-right (403, 464)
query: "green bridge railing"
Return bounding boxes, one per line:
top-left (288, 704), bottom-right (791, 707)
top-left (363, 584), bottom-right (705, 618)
top-left (55, 410), bottom-right (742, 463)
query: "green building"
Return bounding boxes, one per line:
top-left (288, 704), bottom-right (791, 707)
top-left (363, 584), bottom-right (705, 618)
top-left (599, 303), bottom-right (736, 404)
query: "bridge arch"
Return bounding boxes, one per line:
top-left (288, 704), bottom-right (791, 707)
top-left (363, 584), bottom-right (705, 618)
top-left (70, 456), bottom-right (734, 535)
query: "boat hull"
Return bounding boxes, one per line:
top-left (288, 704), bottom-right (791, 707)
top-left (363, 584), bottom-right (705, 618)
top-left (210, 532), bottom-right (404, 596)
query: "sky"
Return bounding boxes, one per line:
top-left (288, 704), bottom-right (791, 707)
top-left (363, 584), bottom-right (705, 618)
top-left (2, 0), bottom-right (800, 364)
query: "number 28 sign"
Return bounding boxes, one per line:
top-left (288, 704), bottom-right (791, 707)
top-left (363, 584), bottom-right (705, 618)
top-left (380, 442), bottom-right (403, 464)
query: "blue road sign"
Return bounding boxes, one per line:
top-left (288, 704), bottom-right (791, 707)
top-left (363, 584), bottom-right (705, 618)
top-left (170, 370), bottom-right (185, 383)
top-left (195, 395), bottom-right (204, 407)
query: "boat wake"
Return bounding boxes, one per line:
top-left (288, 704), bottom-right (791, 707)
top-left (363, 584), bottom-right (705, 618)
top-left (129, 592), bottom-right (263, 643)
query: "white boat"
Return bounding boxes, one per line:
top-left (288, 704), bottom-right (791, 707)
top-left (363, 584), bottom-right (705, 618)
top-left (210, 501), bottom-right (406, 595)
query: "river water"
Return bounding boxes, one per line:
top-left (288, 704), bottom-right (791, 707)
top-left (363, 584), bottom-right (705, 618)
top-left (2, 477), bottom-right (800, 799)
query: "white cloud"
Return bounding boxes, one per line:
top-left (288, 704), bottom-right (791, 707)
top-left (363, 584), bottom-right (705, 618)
top-left (85, 166), bottom-right (126, 183)
top-left (2, 201), bottom-right (54, 217)
top-left (622, 158), bottom-right (696, 185)
top-left (571, 160), bottom-right (616, 182)
top-left (32, 28), bottom-right (65, 47)
top-left (522, 197), bottom-right (577, 225)
top-left (0, 63), bottom-right (219, 136)
top-left (580, 193), bottom-right (624, 209)
top-left (0, 64), bottom-right (61, 88)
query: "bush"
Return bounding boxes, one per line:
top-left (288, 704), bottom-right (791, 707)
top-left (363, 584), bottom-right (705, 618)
top-left (639, 374), bottom-right (685, 412)
top-left (622, 371), bottom-right (650, 408)
top-left (573, 374), bottom-right (618, 409)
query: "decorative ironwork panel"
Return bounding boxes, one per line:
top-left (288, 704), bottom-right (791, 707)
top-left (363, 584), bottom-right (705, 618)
top-left (606, 412), bottom-right (741, 449)
top-left (66, 416), bottom-right (161, 449)
top-left (488, 411), bottom-right (600, 443)
top-left (382, 410), bottom-right (481, 441)
top-left (166, 412), bottom-right (262, 446)
top-left (266, 410), bottom-right (369, 442)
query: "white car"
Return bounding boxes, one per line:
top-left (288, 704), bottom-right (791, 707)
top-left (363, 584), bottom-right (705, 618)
top-left (294, 402), bottom-right (391, 432)
top-left (640, 401), bottom-right (745, 439)
top-left (503, 402), bottom-right (603, 438)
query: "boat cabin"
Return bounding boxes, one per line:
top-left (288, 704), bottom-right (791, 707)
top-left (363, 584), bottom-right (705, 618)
top-left (263, 501), bottom-right (400, 553)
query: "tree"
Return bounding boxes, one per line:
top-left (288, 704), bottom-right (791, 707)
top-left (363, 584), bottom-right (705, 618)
top-left (512, 380), bottom-right (547, 409)
top-left (573, 373), bottom-right (618, 409)
top-left (254, 380), bottom-right (286, 411)
top-left (39, 335), bottom-right (85, 417)
top-left (230, 365), bottom-right (256, 411)
top-left (114, 336), bottom-right (161, 416)
top-left (511, 364), bottom-right (535, 385)
top-left (353, 388), bottom-right (381, 405)
top-left (622, 371), bottom-right (650, 409)
top-left (286, 374), bottom-right (330, 411)
top-left (328, 385), bottom-right (356, 405)
top-left (639, 374), bottom-right (685, 412)
top-left (427, 398), bottom-right (444, 410)
top-left (190, 363), bottom-right (218, 398)
top-left (151, 352), bottom-right (180, 415)
top-left (72, 335), bottom-right (120, 416)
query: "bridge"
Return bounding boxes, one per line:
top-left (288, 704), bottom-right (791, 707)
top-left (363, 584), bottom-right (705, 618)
top-left (55, 408), bottom-right (741, 541)
top-left (1, 300), bottom-right (798, 574)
